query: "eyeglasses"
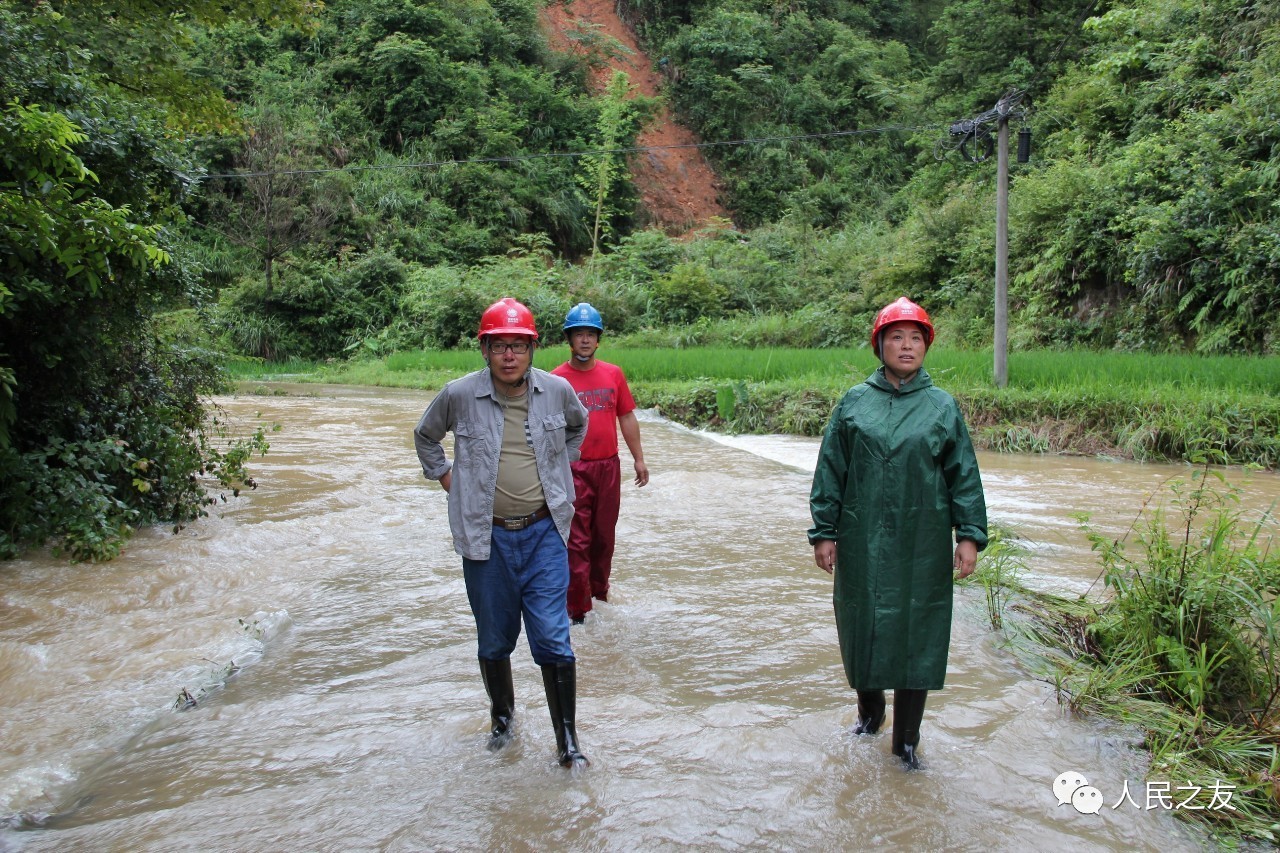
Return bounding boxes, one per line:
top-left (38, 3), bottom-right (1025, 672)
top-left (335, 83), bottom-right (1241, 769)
top-left (487, 340), bottom-right (531, 354)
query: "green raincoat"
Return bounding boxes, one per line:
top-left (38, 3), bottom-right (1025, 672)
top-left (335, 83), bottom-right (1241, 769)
top-left (808, 366), bottom-right (988, 691)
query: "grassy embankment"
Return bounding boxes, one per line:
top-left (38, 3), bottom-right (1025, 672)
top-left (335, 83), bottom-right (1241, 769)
top-left (227, 346), bottom-right (1280, 469)
top-left (964, 464), bottom-right (1280, 845)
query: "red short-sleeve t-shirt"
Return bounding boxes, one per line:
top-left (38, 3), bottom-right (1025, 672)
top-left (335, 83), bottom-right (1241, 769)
top-left (551, 360), bottom-right (636, 461)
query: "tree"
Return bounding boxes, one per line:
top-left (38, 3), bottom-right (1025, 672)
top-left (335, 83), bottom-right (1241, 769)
top-left (205, 106), bottom-right (347, 297)
top-left (0, 102), bottom-right (170, 448)
top-left (37, 0), bottom-right (319, 132)
top-left (0, 2), bottom-right (291, 559)
top-left (577, 72), bottom-right (638, 258)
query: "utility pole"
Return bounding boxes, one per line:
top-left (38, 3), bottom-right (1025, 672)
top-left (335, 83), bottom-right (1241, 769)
top-left (992, 89), bottom-right (1027, 388)
top-left (995, 109), bottom-right (1010, 388)
top-left (937, 89), bottom-right (1027, 388)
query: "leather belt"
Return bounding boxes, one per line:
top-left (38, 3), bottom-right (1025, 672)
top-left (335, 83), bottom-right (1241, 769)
top-left (494, 505), bottom-right (550, 531)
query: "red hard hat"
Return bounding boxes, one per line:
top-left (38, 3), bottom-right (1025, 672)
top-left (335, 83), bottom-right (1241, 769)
top-left (477, 297), bottom-right (539, 340)
top-left (871, 297), bottom-right (934, 356)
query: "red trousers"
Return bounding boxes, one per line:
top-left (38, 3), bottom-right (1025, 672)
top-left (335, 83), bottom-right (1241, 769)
top-left (566, 455), bottom-right (621, 619)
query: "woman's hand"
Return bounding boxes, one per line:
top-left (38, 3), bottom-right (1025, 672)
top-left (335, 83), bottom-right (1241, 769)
top-left (954, 539), bottom-right (977, 579)
top-left (813, 540), bottom-right (836, 575)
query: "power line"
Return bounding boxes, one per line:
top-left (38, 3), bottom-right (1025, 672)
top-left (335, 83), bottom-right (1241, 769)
top-left (936, 89), bottom-right (1028, 164)
top-left (199, 123), bottom-right (944, 181)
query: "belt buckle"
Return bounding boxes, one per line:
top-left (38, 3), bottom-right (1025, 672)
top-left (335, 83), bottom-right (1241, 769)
top-left (502, 516), bottom-right (525, 531)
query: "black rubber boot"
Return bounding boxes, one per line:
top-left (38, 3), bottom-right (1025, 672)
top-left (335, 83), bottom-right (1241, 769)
top-left (891, 689), bottom-right (927, 770)
top-left (541, 661), bottom-right (589, 768)
top-left (852, 689), bottom-right (886, 735)
top-left (479, 657), bottom-right (515, 751)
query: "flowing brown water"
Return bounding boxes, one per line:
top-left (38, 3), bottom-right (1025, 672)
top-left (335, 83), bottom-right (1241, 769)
top-left (3, 384), bottom-right (1277, 851)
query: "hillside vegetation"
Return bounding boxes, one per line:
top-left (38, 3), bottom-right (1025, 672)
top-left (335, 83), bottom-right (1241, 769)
top-left (4, 0), bottom-right (1280, 558)
top-left (180, 0), bottom-right (1280, 360)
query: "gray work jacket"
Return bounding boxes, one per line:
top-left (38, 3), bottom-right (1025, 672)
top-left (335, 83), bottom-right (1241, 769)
top-left (414, 366), bottom-right (589, 560)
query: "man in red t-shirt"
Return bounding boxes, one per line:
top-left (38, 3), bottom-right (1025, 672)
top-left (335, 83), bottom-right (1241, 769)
top-left (552, 302), bottom-right (650, 624)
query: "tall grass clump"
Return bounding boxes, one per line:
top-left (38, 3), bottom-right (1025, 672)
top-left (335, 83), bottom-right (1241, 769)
top-left (960, 532), bottom-right (1025, 631)
top-left (223, 357), bottom-right (322, 380)
top-left (1012, 464), bottom-right (1280, 844)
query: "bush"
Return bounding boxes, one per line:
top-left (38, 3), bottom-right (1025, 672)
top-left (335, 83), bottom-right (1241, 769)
top-left (652, 262), bottom-right (727, 324)
top-left (396, 264), bottom-right (489, 349)
top-left (0, 342), bottom-right (268, 561)
top-left (1017, 466), bottom-right (1280, 842)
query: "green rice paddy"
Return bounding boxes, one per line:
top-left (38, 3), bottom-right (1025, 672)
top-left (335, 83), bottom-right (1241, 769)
top-left (224, 346), bottom-right (1280, 467)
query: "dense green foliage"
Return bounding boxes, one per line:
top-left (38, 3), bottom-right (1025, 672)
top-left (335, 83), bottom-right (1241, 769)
top-left (168, 0), bottom-right (1280, 360)
top-left (630, 0), bottom-right (1280, 352)
top-left (0, 3), bottom-right (293, 559)
top-left (1010, 0), bottom-right (1280, 352)
top-left (188, 0), bottom-right (653, 361)
top-left (7, 0), bottom-right (1280, 557)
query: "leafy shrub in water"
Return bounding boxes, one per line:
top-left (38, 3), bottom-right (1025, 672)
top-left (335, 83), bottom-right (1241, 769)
top-left (0, 344), bottom-right (270, 561)
top-left (1084, 468), bottom-right (1280, 724)
top-left (0, 440), bottom-right (141, 561)
top-left (1013, 465), bottom-right (1280, 842)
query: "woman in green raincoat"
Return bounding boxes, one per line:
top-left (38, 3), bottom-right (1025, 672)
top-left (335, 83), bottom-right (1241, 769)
top-left (808, 297), bottom-right (988, 770)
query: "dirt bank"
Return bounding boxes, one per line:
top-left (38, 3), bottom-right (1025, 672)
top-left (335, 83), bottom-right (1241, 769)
top-left (540, 0), bottom-right (730, 234)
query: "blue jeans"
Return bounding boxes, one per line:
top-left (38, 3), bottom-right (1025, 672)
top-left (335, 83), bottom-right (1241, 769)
top-left (463, 516), bottom-right (575, 666)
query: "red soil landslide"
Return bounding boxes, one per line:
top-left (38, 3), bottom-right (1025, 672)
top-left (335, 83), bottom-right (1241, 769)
top-left (541, 0), bottom-right (731, 235)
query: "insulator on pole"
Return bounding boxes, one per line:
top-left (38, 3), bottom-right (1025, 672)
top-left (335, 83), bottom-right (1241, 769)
top-left (1017, 128), bottom-right (1032, 163)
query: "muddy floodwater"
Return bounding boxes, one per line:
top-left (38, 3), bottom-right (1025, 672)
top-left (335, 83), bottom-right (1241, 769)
top-left (3, 384), bottom-right (1278, 851)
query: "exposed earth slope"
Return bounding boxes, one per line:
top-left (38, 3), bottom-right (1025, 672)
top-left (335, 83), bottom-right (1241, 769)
top-left (541, 0), bottom-right (730, 233)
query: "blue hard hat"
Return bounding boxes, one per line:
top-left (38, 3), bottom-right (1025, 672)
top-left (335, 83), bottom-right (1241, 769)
top-left (562, 302), bottom-right (604, 333)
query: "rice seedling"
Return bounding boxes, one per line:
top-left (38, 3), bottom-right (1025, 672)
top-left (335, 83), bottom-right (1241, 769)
top-left (219, 345), bottom-right (1280, 467)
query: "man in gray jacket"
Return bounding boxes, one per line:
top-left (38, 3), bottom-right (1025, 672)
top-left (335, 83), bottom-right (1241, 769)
top-left (414, 297), bottom-right (591, 768)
